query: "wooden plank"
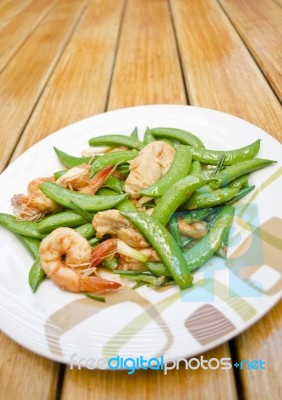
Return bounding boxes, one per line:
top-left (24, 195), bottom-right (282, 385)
top-left (1, 1), bottom-right (125, 398)
top-left (170, 1), bottom-right (282, 399)
top-left (272, 0), bottom-right (282, 8)
top-left (170, 0), bottom-right (282, 140)
top-left (0, 0), bottom-right (32, 28)
top-left (0, 0), bottom-right (58, 72)
top-left (234, 301), bottom-right (282, 400)
top-left (107, 0), bottom-right (186, 110)
top-left (12, 0), bottom-right (125, 160)
top-left (0, 2), bottom-right (89, 397)
top-left (62, 344), bottom-right (237, 400)
top-left (0, 0), bottom-right (88, 173)
top-left (219, 0), bottom-right (282, 102)
top-left (0, 332), bottom-right (59, 400)
top-left (61, 1), bottom-right (236, 399)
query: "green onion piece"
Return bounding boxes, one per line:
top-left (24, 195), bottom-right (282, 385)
top-left (101, 257), bottom-right (120, 270)
top-left (212, 154), bottom-right (226, 177)
top-left (82, 292), bottom-right (106, 302)
top-left (117, 240), bottom-right (148, 262)
top-left (132, 281), bottom-right (146, 289)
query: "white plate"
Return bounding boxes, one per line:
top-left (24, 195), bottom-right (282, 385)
top-left (0, 105), bottom-right (281, 368)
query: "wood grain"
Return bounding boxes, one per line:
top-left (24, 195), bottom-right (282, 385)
top-left (0, 332), bottom-right (59, 400)
top-left (272, 0), bottom-right (282, 8)
top-left (0, 0), bottom-right (58, 71)
top-left (12, 0), bottom-right (125, 160)
top-left (107, 0), bottom-right (186, 110)
top-left (0, 0), bottom-right (33, 28)
top-left (0, 0), bottom-right (88, 173)
top-left (170, 0), bottom-right (282, 140)
top-left (234, 301), bottom-right (282, 400)
top-left (62, 344), bottom-right (237, 400)
top-left (219, 0), bottom-right (282, 102)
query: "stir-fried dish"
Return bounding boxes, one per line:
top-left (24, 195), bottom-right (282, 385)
top-left (0, 127), bottom-right (276, 301)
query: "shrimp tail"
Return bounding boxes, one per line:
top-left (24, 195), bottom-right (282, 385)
top-left (79, 165), bottom-right (114, 194)
top-left (91, 238), bottom-right (118, 268)
top-left (81, 275), bottom-right (121, 292)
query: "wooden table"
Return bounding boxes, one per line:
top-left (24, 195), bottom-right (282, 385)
top-left (0, 1), bottom-right (281, 399)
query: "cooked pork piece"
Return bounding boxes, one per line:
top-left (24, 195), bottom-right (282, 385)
top-left (124, 141), bottom-right (175, 198)
top-left (93, 209), bottom-right (150, 248)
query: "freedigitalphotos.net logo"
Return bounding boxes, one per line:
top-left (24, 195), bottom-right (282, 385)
top-left (70, 354), bottom-right (266, 375)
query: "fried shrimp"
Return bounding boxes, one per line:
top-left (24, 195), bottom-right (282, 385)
top-left (12, 177), bottom-right (61, 221)
top-left (39, 227), bottom-right (121, 293)
top-left (56, 164), bottom-right (114, 195)
top-left (78, 166), bottom-right (114, 194)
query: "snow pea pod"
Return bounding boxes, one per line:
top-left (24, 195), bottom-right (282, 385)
top-left (0, 219), bottom-right (45, 290)
top-left (150, 127), bottom-right (204, 148)
top-left (130, 127), bottom-right (139, 140)
top-left (38, 211), bottom-right (88, 233)
top-left (101, 256), bottom-right (120, 270)
top-left (145, 206), bottom-right (235, 274)
top-left (54, 169), bottom-right (67, 179)
top-left (0, 213), bottom-right (45, 239)
top-left (226, 185), bottom-right (255, 205)
top-left (152, 175), bottom-right (209, 226)
top-left (88, 237), bottom-right (100, 246)
top-left (229, 174), bottom-right (249, 188)
top-left (157, 138), bottom-right (174, 147)
top-left (189, 160), bottom-right (201, 175)
top-left (116, 199), bottom-right (137, 212)
top-left (115, 271), bottom-right (162, 286)
top-left (145, 262), bottom-right (171, 277)
top-left (190, 140), bottom-right (261, 165)
top-left (103, 175), bottom-right (123, 193)
top-left (54, 147), bottom-right (93, 168)
top-left (29, 256), bottom-right (45, 292)
top-left (168, 215), bottom-right (183, 250)
top-left (75, 223), bottom-right (96, 240)
top-left (15, 234), bottom-right (41, 258)
top-left (210, 186), bottom-right (243, 259)
top-left (183, 187), bottom-right (239, 210)
top-left (39, 182), bottom-right (128, 211)
top-left (143, 127), bottom-right (155, 145)
top-left (210, 158), bottom-right (275, 188)
top-left (139, 145), bottom-right (192, 197)
top-left (68, 201), bottom-right (94, 222)
top-left (120, 211), bottom-right (192, 289)
top-left (89, 135), bottom-right (143, 150)
top-left (118, 164), bottom-right (130, 177)
top-left (90, 150), bottom-right (138, 177)
top-left (183, 206), bottom-right (235, 271)
top-left (181, 208), bottom-right (218, 224)
top-left (96, 188), bottom-right (138, 212)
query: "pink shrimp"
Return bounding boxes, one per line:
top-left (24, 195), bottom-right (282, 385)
top-left (11, 177), bottom-right (61, 221)
top-left (78, 165), bottom-right (114, 194)
top-left (90, 238), bottom-right (118, 268)
top-left (39, 228), bottom-right (121, 293)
